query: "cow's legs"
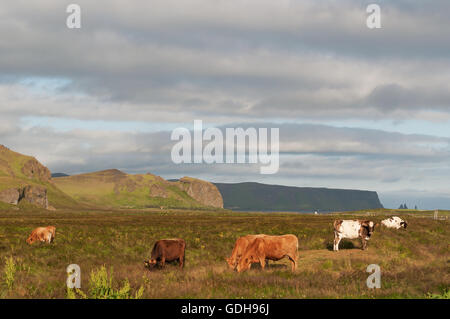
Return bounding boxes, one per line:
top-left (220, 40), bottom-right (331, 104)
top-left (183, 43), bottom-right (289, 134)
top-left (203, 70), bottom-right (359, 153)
top-left (160, 256), bottom-right (166, 268)
top-left (179, 254), bottom-right (184, 269)
top-left (361, 239), bottom-right (367, 250)
top-left (259, 258), bottom-right (266, 270)
top-left (287, 253), bottom-right (297, 272)
top-left (333, 233), bottom-right (341, 251)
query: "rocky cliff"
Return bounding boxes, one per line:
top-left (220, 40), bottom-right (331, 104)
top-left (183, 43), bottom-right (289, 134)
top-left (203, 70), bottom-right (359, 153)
top-left (215, 182), bottom-right (384, 212)
top-left (175, 177), bottom-right (224, 208)
top-left (0, 145), bottom-right (74, 209)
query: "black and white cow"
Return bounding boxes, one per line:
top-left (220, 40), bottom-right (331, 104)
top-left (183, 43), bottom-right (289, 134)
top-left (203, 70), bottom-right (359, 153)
top-left (381, 216), bottom-right (407, 229)
top-left (333, 220), bottom-right (377, 251)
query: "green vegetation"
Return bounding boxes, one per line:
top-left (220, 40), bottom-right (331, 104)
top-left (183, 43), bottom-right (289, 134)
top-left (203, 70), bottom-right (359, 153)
top-left (53, 170), bottom-right (206, 209)
top-left (67, 265), bottom-right (144, 299)
top-left (0, 145), bottom-right (79, 209)
top-left (3, 257), bottom-right (16, 290)
top-left (215, 182), bottom-right (383, 212)
top-left (0, 207), bottom-right (447, 298)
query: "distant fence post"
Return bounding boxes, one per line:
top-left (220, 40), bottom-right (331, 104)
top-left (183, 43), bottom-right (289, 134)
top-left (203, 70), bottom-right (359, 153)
top-left (434, 210), bottom-right (438, 220)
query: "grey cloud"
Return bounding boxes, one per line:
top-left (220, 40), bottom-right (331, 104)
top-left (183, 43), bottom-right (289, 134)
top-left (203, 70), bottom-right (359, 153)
top-left (1, 1), bottom-right (450, 122)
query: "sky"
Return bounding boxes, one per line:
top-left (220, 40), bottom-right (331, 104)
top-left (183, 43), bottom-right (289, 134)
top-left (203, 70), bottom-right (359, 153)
top-left (1, 0), bottom-right (450, 209)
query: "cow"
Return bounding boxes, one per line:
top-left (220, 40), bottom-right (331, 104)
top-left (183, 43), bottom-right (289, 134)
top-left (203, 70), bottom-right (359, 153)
top-left (26, 226), bottom-right (56, 245)
top-left (333, 220), bottom-right (377, 251)
top-left (226, 234), bottom-right (268, 270)
top-left (381, 216), bottom-right (408, 229)
top-left (236, 234), bottom-right (299, 273)
top-left (144, 238), bottom-right (186, 269)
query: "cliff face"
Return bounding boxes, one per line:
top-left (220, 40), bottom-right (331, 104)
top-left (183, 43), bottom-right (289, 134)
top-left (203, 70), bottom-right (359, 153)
top-left (21, 158), bottom-right (51, 182)
top-left (176, 177), bottom-right (224, 208)
top-left (215, 182), bottom-right (383, 212)
top-left (0, 145), bottom-right (52, 209)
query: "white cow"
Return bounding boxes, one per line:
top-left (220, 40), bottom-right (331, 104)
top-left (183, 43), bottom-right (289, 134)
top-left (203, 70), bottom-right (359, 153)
top-left (333, 220), bottom-right (377, 251)
top-left (381, 216), bottom-right (408, 229)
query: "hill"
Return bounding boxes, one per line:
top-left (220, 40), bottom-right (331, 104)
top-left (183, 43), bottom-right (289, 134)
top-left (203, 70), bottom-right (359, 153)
top-left (51, 173), bottom-right (70, 178)
top-left (53, 170), bottom-right (223, 209)
top-left (0, 145), bottom-right (79, 209)
top-left (214, 182), bottom-right (383, 212)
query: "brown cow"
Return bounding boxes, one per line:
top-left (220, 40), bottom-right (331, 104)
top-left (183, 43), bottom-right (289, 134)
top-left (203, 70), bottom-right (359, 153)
top-left (144, 238), bottom-right (186, 269)
top-left (226, 234), bottom-right (268, 270)
top-left (26, 226), bottom-right (56, 245)
top-left (236, 234), bottom-right (299, 273)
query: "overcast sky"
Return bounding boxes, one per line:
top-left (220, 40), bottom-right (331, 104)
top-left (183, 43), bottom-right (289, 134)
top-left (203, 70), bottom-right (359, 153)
top-left (1, 0), bottom-right (449, 209)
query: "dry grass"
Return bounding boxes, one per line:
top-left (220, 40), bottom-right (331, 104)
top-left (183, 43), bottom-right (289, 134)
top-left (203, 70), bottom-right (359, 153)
top-left (0, 208), bottom-right (448, 298)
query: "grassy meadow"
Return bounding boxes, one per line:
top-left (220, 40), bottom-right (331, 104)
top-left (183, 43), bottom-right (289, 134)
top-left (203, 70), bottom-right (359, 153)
top-left (0, 207), bottom-right (448, 299)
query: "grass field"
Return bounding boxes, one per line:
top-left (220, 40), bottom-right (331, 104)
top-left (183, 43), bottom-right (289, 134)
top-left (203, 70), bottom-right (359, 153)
top-left (0, 208), bottom-right (448, 298)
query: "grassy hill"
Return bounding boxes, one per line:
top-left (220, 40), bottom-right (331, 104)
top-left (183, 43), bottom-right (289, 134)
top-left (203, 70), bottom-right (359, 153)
top-left (52, 169), bottom-right (209, 209)
top-left (0, 145), bottom-right (79, 209)
top-left (215, 182), bottom-right (384, 212)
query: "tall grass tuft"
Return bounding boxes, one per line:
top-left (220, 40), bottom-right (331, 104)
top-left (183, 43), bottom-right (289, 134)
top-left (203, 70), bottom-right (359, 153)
top-left (426, 288), bottom-right (449, 299)
top-left (4, 257), bottom-right (16, 290)
top-left (67, 265), bottom-right (144, 299)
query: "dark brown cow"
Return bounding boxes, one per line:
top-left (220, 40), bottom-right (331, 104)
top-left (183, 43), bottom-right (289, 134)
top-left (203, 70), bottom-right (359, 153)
top-left (144, 238), bottom-right (186, 269)
top-left (236, 234), bottom-right (299, 272)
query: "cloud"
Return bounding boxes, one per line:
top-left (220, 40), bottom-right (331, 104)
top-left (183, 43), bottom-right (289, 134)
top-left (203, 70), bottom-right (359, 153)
top-left (1, 1), bottom-right (450, 208)
top-left (0, 1), bottom-right (450, 122)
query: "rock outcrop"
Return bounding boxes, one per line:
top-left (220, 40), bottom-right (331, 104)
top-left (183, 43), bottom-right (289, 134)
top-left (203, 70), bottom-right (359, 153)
top-left (21, 185), bottom-right (48, 209)
top-left (149, 184), bottom-right (168, 198)
top-left (0, 185), bottom-right (49, 209)
top-left (21, 158), bottom-right (51, 182)
top-left (0, 188), bottom-right (21, 205)
top-left (176, 177), bottom-right (223, 208)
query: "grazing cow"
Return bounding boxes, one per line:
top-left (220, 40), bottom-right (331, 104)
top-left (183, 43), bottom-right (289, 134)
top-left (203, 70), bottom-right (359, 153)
top-left (236, 234), bottom-right (298, 273)
top-left (226, 234), bottom-right (268, 270)
top-left (26, 226), bottom-right (56, 245)
top-left (144, 238), bottom-right (186, 269)
top-left (333, 220), bottom-right (377, 251)
top-left (381, 216), bottom-right (407, 229)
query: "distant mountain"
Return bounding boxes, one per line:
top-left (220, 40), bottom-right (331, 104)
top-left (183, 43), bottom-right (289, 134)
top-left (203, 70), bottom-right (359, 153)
top-left (214, 182), bottom-right (383, 212)
top-left (52, 173), bottom-right (70, 178)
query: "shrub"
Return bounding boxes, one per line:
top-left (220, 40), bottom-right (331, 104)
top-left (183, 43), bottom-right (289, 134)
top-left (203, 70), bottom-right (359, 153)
top-left (426, 288), bottom-right (450, 299)
top-left (67, 265), bottom-right (144, 299)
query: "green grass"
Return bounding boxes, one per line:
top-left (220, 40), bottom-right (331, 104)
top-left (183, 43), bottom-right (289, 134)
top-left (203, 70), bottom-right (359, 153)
top-left (0, 208), bottom-right (448, 298)
top-left (53, 171), bottom-right (205, 209)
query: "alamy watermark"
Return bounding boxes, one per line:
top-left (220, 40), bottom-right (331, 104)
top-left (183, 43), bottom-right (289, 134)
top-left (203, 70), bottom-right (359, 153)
top-left (366, 4), bottom-right (381, 29)
top-left (171, 120), bottom-right (279, 174)
top-left (66, 4), bottom-right (81, 29)
top-left (366, 264), bottom-right (381, 289)
top-left (67, 264), bottom-right (81, 288)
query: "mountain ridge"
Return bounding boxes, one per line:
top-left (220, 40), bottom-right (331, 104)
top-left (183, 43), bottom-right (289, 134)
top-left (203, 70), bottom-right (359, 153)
top-left (214, 181), bottom-right (383, 212)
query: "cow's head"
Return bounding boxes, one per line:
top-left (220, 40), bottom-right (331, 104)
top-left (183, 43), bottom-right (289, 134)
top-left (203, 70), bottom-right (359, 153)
top-left (226, 257), bottom-right (236, 270)
top-left (400, 221), bottom-right (408, 229)
top-left (361, 221), bottom-right (377, 240)
top-left (26, 234), bottom-right (36, 245)
top-left (236, 254), bottom-right (256, 273)
top-left (144, 259), bottom-right (158, 269)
